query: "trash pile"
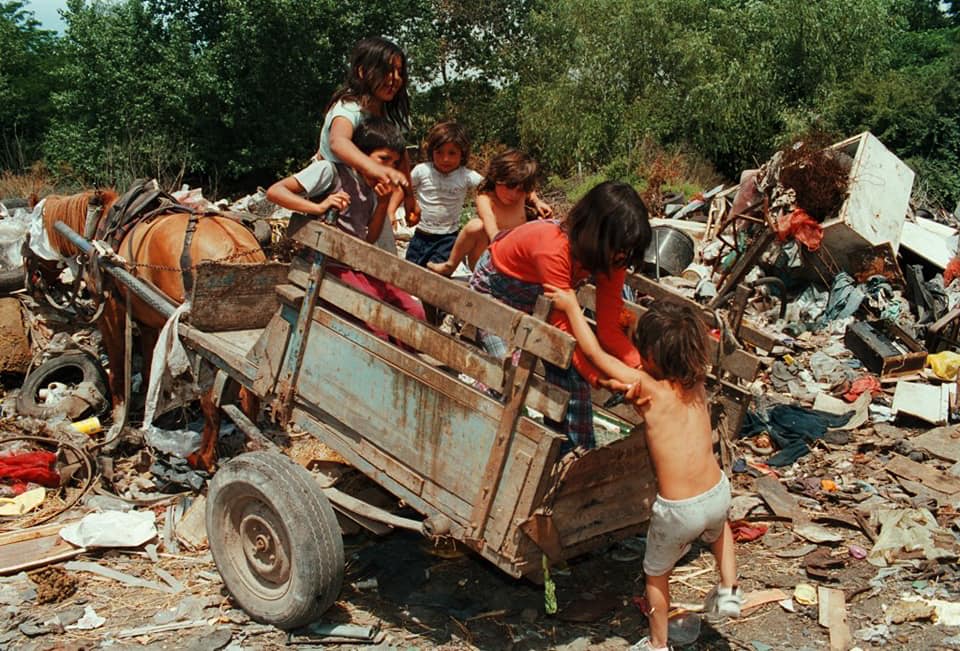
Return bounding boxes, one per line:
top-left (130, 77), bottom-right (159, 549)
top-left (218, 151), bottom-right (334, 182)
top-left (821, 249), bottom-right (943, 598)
top-left (0, 131), bottom-right (957, 649)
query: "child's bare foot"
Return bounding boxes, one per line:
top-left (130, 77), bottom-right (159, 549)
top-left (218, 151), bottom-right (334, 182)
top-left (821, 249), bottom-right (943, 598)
top-left (427, 260), bottom-right (455, 276)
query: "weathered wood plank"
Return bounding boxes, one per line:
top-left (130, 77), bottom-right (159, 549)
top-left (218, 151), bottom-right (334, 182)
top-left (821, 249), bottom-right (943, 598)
top-left (188, 261), bottom-right (288, 331)
top-left (248, 311), bottom-right (291, 397)
top-left (286, 299), bottom-right (549, 515)
top-left (624, 272), bottom-right (779, 352)
top-left (577, 284), bottom-right (762, 381)
top-left (287, 220), bottom-right (575, 368)
top-left (886, 453), bottom-right (960, 494)
top-left (542, 432), bottom-right (656, 548)
top-left (469, 297), bottom-right (549, 543)
top-left (277, 281), bottom-right (569, 422)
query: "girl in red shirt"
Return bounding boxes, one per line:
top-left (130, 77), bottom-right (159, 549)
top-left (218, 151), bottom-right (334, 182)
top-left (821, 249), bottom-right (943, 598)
top-left (469, 181), bottom-right (651, 449)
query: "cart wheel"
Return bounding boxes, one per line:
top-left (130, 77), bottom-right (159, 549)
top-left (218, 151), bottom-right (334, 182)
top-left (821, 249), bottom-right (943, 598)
top-left (206, 451), bottom-right (344, 629)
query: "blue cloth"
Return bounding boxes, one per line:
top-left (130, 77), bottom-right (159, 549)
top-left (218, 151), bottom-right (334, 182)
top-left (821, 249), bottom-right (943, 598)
top-left (405, 229), bottom-right (458, 266)
top-left (740, 404), bottom-right (853, 466)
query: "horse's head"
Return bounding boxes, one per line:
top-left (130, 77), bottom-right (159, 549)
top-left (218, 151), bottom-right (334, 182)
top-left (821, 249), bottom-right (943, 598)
top-left (42, 189), bottom-right (118, 258)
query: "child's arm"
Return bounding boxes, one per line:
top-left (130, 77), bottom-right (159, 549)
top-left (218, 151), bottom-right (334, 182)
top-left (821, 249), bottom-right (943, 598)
top-left (475, 192), bottom-right (499, 241)
top-left (329, 117), bottom-right (408, 189)
top-left (366, 181), bottom-right (394, 244)
top-left (544, 285), bottom-right (643, 385)
top-left (266, 176), bottom-right (350, 216)
top-left (528, 190), bottom-right (553, 219)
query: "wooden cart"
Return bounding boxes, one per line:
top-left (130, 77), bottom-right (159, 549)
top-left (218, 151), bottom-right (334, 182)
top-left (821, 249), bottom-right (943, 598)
top-left (56, 211), bottom-right (762, 629)
top-left (170, 215), bottom-right (663, 628)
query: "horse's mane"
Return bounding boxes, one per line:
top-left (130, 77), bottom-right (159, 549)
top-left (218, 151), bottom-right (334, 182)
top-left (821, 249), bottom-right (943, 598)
top-left (43, 189), bottom-right (118, 257)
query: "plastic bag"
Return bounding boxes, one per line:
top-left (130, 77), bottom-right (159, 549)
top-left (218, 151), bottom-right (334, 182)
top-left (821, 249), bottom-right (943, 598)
top-left (927, 351), bottom-right (960, 381)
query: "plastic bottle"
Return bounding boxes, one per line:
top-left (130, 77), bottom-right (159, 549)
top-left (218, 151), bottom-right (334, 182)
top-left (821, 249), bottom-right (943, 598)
top-left (668, 610), bottom-right (701, 646)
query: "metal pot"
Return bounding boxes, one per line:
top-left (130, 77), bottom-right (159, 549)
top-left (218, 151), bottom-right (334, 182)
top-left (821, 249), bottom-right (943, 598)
top-left (643, 226), bottom-right (695, 277)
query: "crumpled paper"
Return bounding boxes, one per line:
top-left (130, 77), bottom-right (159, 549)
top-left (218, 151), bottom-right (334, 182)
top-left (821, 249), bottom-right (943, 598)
top-left (60, 510), bottom-right (157, 548)
top-left (868, 508), bottom-right (955, 567)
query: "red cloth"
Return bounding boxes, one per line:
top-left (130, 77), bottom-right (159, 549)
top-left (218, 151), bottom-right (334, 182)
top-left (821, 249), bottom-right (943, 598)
top-left (489, 220), bottom-right (641, 384)
top-left (945, 256), bottom-right (960, 286)
top-left (775, 208), bottom-right (823, 251)
top-left (0, 451), bottom-right (60, 494)
top-left (843, 375), bottom-right (882, 402)
top-left (730, 520), bottom-right (768, 542)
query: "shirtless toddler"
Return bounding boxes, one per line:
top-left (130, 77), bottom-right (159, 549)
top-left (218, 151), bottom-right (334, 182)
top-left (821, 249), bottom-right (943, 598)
top-left (544, 288), bottom-right (742, 651)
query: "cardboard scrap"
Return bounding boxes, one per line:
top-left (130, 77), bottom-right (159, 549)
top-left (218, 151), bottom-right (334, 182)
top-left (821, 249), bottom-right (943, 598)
top-left (813, 391), bottom-right (871, 431)
top-left (818, 586), bottom-right (852, 651)
top-left (174, 495), bottom-right (208, 550)
top-left (886, 453), bottom-right (960, 495)
top-left (911, 425), bottom-right (960, 463)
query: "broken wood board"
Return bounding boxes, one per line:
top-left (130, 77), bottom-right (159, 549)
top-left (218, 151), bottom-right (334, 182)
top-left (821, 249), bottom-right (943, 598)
top-left (64, 561), bottom-right (181, 594)
top-left (188, 261), bottom-right (289, 331)
top-left (0, 523), bottom-right (84, 575)
top-left (910, 425), bottom-right (960, 462)
top-left (886, 453), bottom-right (960, 495)
top-left (755, 476), bottom-right (800, 520)
top-left (742, 588), bottom-right (790, 615)
top-left (818, 586), bottom-right (852, 651)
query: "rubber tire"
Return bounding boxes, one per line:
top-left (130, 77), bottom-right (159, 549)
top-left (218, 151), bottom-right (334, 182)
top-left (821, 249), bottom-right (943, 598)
top-left (0, 266), bottom-right (25, 294)
top-left (206, 450), bottom-right (344, 629)
top-left (15, 351), bottom-right (109, 418)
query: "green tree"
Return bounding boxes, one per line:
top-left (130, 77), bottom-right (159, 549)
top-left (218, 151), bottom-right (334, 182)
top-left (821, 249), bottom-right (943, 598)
top-left (0, 1), bottom-right (60, 171)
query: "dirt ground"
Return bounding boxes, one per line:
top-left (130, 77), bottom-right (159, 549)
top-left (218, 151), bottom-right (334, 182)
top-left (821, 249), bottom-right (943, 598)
top-left (3, 486), bottom-right (956, 651)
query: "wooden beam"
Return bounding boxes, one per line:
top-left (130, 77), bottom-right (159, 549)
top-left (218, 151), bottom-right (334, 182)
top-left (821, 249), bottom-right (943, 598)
top-left (577, 285), bottom-right (762, 381)
top-left (276, 282), bottom-right (569, 422)
top-left (625, 272), bottom-right (778, 352)
top-left (287, 219), bottom-right (575, 369)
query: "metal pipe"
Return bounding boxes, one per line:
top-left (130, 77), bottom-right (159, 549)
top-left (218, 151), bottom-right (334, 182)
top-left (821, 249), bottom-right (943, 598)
top-left (53, 221), bottom-right (177, 319)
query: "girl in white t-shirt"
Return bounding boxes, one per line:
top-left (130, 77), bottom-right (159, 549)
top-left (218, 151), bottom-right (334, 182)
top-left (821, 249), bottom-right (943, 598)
top-left (404, 122), bottom-right (483, 268)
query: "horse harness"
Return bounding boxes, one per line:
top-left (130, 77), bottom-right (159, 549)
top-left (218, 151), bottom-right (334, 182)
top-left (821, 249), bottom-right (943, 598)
top-left (90, 179), bottom-right (203, 297)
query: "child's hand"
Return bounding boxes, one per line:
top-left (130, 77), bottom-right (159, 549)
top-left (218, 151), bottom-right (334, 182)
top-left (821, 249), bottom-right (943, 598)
top-left (374, 162), bottom-right (409, 190)
top-left (318, 191), bottom-right (350, 214)
top-left (533, 198), bottom-right (553, 219)
top-left (405, 209), bottom-right (420, 227)
top-left (543, 284), bottom-right (579, 313)
top-left (372, 180), bottom-right (395, 198)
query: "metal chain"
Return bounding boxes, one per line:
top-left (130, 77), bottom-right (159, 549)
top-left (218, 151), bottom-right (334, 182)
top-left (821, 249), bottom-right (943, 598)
top-left (120, 245), bottom-right (265, 273)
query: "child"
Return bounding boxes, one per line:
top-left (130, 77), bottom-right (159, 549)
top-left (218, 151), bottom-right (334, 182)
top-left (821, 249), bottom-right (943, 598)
top-left (403, 122), bottom-right (483, 268)
top-left (316, 36), bottom-right (412, 254)
top-left (547, 291), bottom-right (741, 651)
top-left (267, 117), bottom-right (426, 335)
top-left (468, 181), bottom-right (651, 449)
top-left (427, 149), bottom-right (553, 276)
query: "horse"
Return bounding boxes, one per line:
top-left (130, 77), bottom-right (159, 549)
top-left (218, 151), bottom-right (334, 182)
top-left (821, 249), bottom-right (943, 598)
top-left (39, 187), bottom-right (266, 470)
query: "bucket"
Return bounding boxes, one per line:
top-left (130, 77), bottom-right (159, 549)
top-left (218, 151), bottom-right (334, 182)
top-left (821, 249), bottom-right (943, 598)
top-left (643, 226), bottom-right (695, 277)
top-left (681, 263), bottom-right (712, 284)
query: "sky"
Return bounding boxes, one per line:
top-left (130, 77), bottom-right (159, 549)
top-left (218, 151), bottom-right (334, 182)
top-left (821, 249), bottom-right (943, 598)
top-left (26, 0), bottom-right (70, 33)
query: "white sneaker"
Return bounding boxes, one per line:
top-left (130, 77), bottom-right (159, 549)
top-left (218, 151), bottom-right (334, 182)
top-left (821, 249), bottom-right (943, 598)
top-left (629, 636), bottom-right (672, 651)
top-left (703, 584), bottom-right (743, 620)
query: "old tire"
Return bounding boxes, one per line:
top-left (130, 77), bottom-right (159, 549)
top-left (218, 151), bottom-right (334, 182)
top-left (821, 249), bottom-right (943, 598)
top-left (15, 351), bottom-right (109, 418)
top-left (206, 451), bottom-right (344, 629)
top-left (0, 266), bottom-right (25, 294)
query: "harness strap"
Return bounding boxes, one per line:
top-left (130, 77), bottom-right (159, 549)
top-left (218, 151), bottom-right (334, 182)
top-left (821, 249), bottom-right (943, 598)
top-left (179, 213), bottom-right (200, 298)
